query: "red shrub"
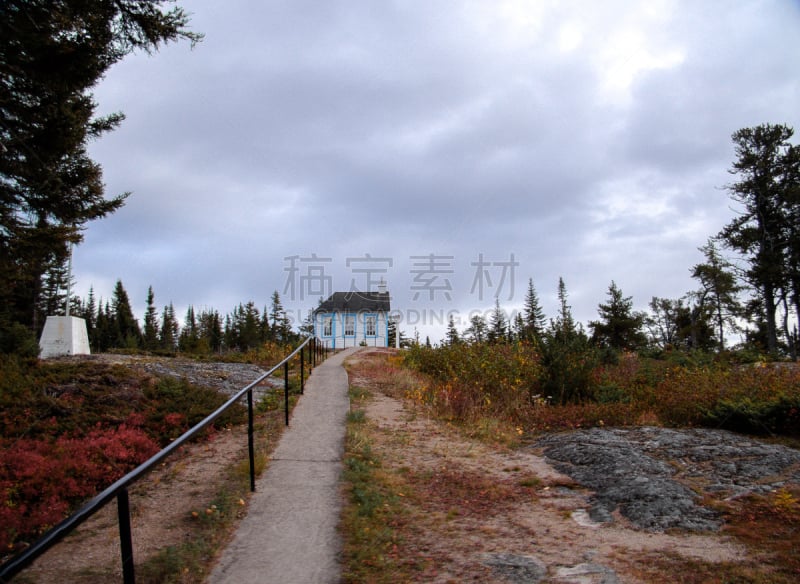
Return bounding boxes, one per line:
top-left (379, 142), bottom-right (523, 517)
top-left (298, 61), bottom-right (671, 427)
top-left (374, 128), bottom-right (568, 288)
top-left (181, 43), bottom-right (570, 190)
top-left (0, 426), bottom-right (159, 551)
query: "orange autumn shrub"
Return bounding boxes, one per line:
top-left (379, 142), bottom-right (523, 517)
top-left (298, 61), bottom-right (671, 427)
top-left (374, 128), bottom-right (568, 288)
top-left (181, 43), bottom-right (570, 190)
top-left (405, 342), bottom-right (542, 423)
top-left (403, 343), bottom-right (800, 438)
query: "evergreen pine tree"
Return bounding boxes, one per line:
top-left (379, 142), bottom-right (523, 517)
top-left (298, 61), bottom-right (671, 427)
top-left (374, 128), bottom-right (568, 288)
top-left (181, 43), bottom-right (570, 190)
top-left (83, 287), bottom-right (97, 342)
top-left (387, 317), bottom-right (398, 347)
top-left (36, 248), bottom-right (72, 323)
top-left (719, 123), bottom-right (799, 354)
top-left (646, 297), bottom-right (681, 350)
top-left (143, 286), bottom-right (160, 350)
top-left (522, 278), bottom-right (547, 341)
top-left (464, 314), bottom-right (488, 344)
top-left (160, 303), bottom-right (179, 351)
top-left (94, 300), bottom-right (115, 352)
top-left (552, 277), bottom-right (576, 340)
top-left (228, 302), bottom-right (261, 351)
top-left (179, 306), bottom-right (200, 352)
top-left (691, 239), bottom-right (742, 352)
top-left (261, 305), bottom-right (272, 341)
top-left (299, 311), bottom-right (315, 337)
top-left (488, 299), bottom-right (508, 343)
top-left (0, 2), bottom-right (201, 352)
top-left (588, 281), bottom-right (646, 352)
top-left (223, 314), bottom-right (235, 351)
top-left (540, 278), bottom-right (596, 404)
top-left (111, 280), bottom-right (141, 349)
top-left (512, 312), bottom-right (525, 342)
top-left (269, 291), bottom-right (292, 342)
top-left (446, 315), bottom-right (460, 345)
top-left (198, 309), bottom-right (223, 353)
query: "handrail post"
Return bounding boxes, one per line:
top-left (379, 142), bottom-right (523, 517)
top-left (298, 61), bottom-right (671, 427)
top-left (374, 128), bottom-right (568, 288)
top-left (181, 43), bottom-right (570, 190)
top-left (300, 346), bottom-right (305, 395)
top-left (284, 361), bottom-right (290, 426)
top-left (247, 388), bottom-right (255, 492)
top-left (117, 487), bottom-right (135, 584)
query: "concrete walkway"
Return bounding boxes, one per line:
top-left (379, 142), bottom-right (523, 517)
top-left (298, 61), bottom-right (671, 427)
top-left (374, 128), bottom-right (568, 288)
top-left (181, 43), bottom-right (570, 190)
top-left (208, 347), bottom-right (359, 584)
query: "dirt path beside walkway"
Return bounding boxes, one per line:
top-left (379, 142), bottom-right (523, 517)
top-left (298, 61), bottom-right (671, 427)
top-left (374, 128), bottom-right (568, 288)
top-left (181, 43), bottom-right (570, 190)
top-left (344, 348), bottom-right (797, 583)
top-left (360, 395), bottom-right (747, 582)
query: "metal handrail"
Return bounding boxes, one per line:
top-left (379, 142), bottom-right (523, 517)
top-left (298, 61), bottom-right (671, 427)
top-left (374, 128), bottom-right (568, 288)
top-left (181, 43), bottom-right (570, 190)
top-left (0, 336), bottom-right (325, 583)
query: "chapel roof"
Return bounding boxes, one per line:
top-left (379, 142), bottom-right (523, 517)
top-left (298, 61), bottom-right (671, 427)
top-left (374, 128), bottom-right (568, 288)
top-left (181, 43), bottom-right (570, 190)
top-left (315, 291), bottom-right (391, 313)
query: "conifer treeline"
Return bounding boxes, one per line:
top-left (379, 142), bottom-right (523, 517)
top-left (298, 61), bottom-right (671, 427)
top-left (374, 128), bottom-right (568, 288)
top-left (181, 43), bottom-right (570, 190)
top-left (71, 282), bottom-right (297, 354)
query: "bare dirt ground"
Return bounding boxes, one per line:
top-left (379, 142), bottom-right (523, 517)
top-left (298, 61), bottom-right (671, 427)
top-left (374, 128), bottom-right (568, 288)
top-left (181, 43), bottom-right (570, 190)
top-left (345, 348), bottom-right (762, 584)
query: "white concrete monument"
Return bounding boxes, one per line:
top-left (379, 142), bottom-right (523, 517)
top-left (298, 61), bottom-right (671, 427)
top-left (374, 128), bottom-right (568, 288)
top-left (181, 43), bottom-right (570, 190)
top-left (39, 315), bottom-right (91, 358)
top-left (38, 242), bottom-right (91, 358)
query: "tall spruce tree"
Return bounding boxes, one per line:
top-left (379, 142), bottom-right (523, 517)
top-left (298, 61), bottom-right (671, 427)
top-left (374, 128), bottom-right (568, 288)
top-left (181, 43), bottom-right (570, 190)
top-left (92, 299), bottom-right (110, 351)
top-left (179, 306), bottom-right (200, 352)
top-left (522, 278), bottom-right (547, 341)
top-left (719, 123), bottom-right (799, 355)
top-left (36, 248), bottom-right (72, 320)
top-left (143, 286), bottom-right (160, 350)
top-left (445, 314), bottom-right (460, 345)
top-left (269, 291), bottom-right (292, 342)
top-left (488, 299), bottom-right (508, 343)
top-left (198, 308), bottom-right (223, 353)
top-left (0, 1), bottom-right (200, 353)
top-left (228, 302), bottom-right (261, 351)
top-left (83, 286), bottom-right (97, 337)
top-left (160, 303), bottom-right (178, 351)
top-left (540, 278), bottom-right (596, 404)
top-left (551, 277), bottom-right (576, 340)
top-left (111, 280), bottom-right (141, 348)
top-left (783, 142), bottom-right (800, 358)
top-left (511, 312), bottom-right (525, 342)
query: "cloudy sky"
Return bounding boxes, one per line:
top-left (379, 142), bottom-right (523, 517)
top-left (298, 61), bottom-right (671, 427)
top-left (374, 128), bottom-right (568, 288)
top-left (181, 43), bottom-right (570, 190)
top-left (75, 0), bottom-right (800, 342)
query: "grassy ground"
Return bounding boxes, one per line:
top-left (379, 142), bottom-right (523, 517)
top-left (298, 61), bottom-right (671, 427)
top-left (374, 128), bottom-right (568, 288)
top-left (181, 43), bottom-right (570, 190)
top-left (339, 383), bottom-right (416, 583)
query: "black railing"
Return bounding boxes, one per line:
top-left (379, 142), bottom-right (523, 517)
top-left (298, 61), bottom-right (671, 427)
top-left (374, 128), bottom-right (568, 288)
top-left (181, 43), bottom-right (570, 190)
top-left (0, 337), bottom-right (326, 583)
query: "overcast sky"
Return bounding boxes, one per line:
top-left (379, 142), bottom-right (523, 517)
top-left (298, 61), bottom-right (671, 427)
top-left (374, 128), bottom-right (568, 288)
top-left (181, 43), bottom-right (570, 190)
top-left (74, 0), bottom-right (800, 343)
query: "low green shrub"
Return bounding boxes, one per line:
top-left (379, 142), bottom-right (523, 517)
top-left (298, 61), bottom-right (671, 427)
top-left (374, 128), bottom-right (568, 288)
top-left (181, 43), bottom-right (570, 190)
top-left (703, 394), bottom-right (800, 436)
top-left (142, 376), bottom-right (246, 443)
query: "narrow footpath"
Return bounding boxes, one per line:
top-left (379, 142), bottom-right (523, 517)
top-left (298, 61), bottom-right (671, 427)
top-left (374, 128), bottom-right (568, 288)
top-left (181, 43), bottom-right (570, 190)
top-left (208, 347), bottom-right (359, 584)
